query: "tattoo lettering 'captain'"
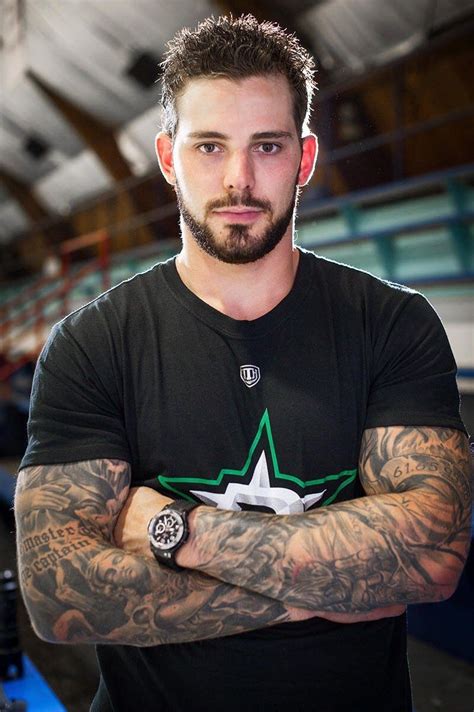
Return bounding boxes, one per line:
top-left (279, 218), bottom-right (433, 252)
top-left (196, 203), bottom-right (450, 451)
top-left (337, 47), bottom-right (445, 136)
top-left (15, 460), bottom-right (292, 645)
top-left (185, 427), bottom-right (472, 612)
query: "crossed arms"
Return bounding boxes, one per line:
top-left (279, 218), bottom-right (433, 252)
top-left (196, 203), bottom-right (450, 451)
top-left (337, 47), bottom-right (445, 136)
top-left (15, 425), bottom-right (472, 646)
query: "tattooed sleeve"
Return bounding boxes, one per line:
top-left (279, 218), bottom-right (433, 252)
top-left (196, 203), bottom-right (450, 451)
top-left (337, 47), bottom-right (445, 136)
top-left (15, 460), bottom-right (295, 645)
top-left (182, 427), bottom-right (472, 612)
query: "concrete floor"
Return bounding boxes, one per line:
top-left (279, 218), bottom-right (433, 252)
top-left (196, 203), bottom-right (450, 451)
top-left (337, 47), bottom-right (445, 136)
top-left (1, 460), bottom-right (473, 712)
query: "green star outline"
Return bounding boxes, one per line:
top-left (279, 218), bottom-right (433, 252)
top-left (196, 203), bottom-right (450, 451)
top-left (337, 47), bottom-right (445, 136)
top-left (157, 409), bottom-right (357, 506)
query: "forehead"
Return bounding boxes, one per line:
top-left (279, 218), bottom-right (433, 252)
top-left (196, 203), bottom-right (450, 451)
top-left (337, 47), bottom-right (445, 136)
top-left (175, 74), bottom-right (296, 137)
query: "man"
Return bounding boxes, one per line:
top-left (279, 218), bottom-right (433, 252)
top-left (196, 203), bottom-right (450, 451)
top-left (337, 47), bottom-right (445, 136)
top-left (15, 15), bottom-right (471, 712)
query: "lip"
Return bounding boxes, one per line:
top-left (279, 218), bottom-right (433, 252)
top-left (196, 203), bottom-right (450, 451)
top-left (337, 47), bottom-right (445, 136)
top-left (213, 209), bottom-right (263, 221)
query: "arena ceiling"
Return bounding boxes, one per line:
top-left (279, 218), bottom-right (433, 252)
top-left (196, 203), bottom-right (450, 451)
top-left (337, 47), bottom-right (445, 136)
top-left (1, 0), bottom-right (474, 245)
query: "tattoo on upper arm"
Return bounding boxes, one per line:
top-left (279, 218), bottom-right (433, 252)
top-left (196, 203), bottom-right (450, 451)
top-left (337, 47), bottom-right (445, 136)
top-left (359, 426), bottom-right (472, 545)
top-left (16, 459), bottom-right (131, 540)
top-left (15, 460), bottom-right (131, 634)
top-left (15, 460), bottom-right (289, 644)
top-left (359, 426), bottom-right (471, 498)
top-left (190, 426), bottom-right (472, 612)
top-left (309, 426), bottom-right (472, 607)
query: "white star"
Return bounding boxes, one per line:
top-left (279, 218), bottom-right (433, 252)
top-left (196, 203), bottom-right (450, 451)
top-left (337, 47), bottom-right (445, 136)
top-left (191, 451), bottom-right (325, 514)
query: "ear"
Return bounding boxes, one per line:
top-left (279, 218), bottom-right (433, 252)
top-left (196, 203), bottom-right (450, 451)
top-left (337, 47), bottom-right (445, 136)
top-left (297, 133), bottom-right (318, 186)
top-left (155, 131), bottom-right (175, 185)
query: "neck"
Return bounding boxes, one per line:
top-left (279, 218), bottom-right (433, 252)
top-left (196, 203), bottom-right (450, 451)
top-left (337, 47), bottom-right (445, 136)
top-left (175, 233), bottom-right (299, 321)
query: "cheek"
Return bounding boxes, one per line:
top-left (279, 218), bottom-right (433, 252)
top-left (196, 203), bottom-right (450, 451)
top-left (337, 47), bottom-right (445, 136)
top-left (260, 157), bottom-right (298, 187)
top-left (176, 150), bottom-right (219, 181)
top-left (263, 170), bottom-right (297, 207)
top-left (176, 158), bottom-right (212, 194)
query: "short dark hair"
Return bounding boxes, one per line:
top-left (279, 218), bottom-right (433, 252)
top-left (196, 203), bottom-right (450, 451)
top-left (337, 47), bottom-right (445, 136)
top-left (160, 14), bottom-right (316, 138)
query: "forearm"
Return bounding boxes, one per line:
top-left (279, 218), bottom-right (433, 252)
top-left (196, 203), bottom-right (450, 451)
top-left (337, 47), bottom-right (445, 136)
top-left (18, 529), bottom-right (294, 645)
top-left (180, 486), bottom-right (471, 613)
top-left (15, 463), bottom-right (292, 646)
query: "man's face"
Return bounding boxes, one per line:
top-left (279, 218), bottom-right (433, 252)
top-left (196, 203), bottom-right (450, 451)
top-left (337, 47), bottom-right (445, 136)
top-left (167, 75), bottom-right (307, 264)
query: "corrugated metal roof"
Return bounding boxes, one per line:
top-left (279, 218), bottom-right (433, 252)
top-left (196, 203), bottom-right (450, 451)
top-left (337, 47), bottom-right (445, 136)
top-left (299, 0), bottom-right (474, 74)
top-left (1, 0), bottom-right (473, 242)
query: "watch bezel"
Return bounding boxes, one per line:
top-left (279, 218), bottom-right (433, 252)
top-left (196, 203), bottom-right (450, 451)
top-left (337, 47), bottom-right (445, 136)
top-left (147, 500), bottom-right (199, 571)
top-left (148, 508), bottom-right (187, 552)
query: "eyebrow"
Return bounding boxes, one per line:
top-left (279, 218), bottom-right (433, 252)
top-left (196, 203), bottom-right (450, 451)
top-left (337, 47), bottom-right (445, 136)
top-left (187, 130), bottom-right (293, 140)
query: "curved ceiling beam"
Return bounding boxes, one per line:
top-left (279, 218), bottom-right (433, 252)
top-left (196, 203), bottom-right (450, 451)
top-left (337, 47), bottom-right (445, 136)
top-left (0, 168), bottom-right (49, 222)
top-left (27, 70), bottom-right (133, 183)
top-left (27, 70), bottom-right (173, 245)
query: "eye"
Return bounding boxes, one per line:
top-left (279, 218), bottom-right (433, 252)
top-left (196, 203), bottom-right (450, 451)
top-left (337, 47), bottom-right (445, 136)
top-left (198, 143), bottom-right (221, 154)
top-left (256, 143), bottom-right (281, 154)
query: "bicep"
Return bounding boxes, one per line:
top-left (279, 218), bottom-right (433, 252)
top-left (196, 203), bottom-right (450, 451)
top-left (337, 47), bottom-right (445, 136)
top-left (358, 426), bottom-right (472, 565)
top-left (359, 425), bottom-right (471, 499)
top-left (14, 459), bottom-right (131, 640)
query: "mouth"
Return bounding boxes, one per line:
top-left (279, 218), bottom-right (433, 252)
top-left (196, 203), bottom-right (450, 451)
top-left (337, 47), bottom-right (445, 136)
top-left (213, 208), bottom-right (264, 222)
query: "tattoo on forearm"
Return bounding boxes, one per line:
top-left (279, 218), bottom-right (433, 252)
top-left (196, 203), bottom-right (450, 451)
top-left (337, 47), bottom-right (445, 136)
top-left (188, 427), bottom-right (472, 612)
top-left (15, 460), bottom-right (290, 645)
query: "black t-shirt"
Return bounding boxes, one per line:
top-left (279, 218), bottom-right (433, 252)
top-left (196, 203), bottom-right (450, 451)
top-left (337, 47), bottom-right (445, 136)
top-left (21, 249), bottom-right (465, 712)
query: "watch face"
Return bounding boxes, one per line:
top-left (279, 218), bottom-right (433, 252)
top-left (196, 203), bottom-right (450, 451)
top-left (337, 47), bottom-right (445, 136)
top-left (149, 511), bottom-right (185, 551)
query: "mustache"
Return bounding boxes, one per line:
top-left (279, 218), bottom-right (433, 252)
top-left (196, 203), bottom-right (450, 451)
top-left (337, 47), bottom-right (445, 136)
top-left (206, 192), bottom-right (271, 214)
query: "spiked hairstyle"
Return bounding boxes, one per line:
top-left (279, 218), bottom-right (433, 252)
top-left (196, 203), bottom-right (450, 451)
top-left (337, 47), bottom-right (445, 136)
top-left (160, 14), bottom-right (316, 138)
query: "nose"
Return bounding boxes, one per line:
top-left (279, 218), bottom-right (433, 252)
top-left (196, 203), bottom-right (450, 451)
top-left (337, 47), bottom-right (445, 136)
top-left (223, 150), bottom-right (255, 193)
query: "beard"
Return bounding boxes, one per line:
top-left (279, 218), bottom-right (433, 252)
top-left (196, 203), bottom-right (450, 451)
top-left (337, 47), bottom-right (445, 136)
top-left (175, 181), bottom-right (299, 265)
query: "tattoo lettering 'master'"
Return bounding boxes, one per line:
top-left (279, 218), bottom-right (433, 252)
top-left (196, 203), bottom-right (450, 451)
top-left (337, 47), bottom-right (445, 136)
top-left (15, 459), bottom-right (295, 645)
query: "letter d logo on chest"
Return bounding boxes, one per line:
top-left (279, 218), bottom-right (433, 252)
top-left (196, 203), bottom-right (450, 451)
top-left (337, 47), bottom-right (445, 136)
top-left (240, 365), bottom-right (260, 388)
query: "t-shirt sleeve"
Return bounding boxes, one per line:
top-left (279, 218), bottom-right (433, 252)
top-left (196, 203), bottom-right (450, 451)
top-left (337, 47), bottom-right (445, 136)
top-left (20, 315), bottom-right (131, 468)
top-left (364, 291), bottom-right (467, 435)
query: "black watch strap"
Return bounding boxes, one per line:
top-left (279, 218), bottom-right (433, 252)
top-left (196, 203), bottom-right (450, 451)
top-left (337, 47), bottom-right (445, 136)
top-left (148, 499), bottom-right (200, 571)
top-left (163, 500), bottom-right (200, 516)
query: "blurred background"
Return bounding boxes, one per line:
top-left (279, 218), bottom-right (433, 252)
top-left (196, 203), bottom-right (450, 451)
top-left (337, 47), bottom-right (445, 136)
top-left (0, 1), bottom-right (473, 710)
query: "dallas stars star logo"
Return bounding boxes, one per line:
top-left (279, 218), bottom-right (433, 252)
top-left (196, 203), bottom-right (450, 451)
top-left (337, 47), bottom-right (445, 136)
top-left (156, 410), bottom-right (357, 514)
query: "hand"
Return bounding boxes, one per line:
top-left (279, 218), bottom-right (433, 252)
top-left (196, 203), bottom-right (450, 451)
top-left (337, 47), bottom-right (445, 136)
top-left (285, 603), bottom-right (406, 625)
top-left (20, 483), bottom-right (70, 512)
top-left (113, 486), bottom-right (173, 558)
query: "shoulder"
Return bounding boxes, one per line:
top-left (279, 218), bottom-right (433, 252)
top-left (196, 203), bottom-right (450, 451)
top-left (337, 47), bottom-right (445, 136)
top-left (49, 259), bottom-right (173, 342)
top-left (38, 260), bottom-right (172, 369)
top-left (302, 248), bottom-right (415, 297)
top-left (300, 248), bottom-right (430, 321)
top-left (71, 260), bottom-right (171, 321)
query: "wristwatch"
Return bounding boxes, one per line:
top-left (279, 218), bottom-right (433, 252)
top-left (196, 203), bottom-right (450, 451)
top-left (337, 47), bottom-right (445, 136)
top-left (147, 500), bottom-right (200, 571)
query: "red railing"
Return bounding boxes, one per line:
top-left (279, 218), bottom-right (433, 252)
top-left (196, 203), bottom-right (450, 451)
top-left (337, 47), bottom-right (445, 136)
top-left (0, 229), bottom-right (110, 382)
top-left (58, 229), bottom-right (110, 317)
top-left (0, 272), bottom-right (57, 317)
